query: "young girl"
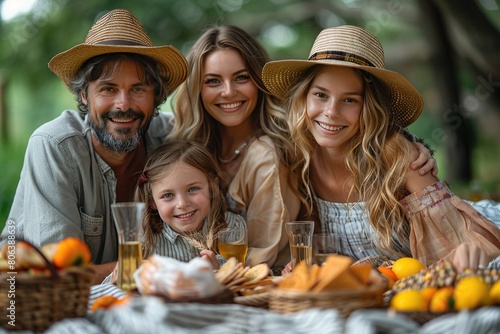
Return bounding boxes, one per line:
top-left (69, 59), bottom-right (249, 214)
top-left (168, 25), bottom-right (436, 274)
top-left (262, 25), bottom-right (500, 272)
top-left (134, 139), bottom-right (246, 269)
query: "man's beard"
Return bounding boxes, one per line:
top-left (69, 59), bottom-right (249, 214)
top-left (89, 109), bottom-right (147, 153)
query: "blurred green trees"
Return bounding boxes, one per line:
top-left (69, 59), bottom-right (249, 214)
top-left (1, 0), bottom-right (499, 228)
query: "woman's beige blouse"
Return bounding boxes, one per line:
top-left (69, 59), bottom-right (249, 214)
top-left (227, 135), bottom-right (301, 270)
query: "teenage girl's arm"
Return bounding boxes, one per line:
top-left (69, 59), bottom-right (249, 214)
top-left (404, 147), bottom-right (493, 271)
top-left (405, 147), bottom-right (439, 194)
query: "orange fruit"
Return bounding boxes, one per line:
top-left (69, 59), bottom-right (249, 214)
top-left (52, 237), bottom-right (91, 268)
top-left (390, 289), bottom-right (426, 312)
top-left (378, 266), bottom-right (398, 282)
top-left (454, 276), bottom-right (489, 311)
top-left (420, 286), bottom-right (438, 310)
top-left (429, 287), bottom-right (454, 312)
top-left (114, 296), bottom-right (131, 306)
top-left (490, 280), bottom-right (500, 305)
top-left (90, 295), bottom-right (130, 312)
top-left (391, 257), bottom-right (425, 280)
top-left (91, 295), bottom-right (120, 312)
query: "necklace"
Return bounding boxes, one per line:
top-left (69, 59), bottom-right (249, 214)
top-left (218, 139), bottom-right (250, 164)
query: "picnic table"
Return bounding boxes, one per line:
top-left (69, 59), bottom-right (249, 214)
top-left (2, 283), bottom-right (499, 334)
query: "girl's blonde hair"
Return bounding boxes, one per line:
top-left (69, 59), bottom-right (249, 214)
top-left (134, 140), bottom-right (229, 258)
top-left (167, 25), bottom-right (294, 168)
top-left (287, 65), bottom-right (413, 257)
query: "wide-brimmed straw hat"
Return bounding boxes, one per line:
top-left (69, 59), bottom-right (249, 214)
top-left (262, 25), bottom-right (423, 127)
top-left (48, 9), bottom-right (188, 93)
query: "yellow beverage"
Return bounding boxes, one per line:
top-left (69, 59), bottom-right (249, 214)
top-left (118, 241), bottom-right (142, 291)
top-left (218, 242), bottom-right (248, 264)
top-left (314, 253), bottom-right (337, 266)
top-left (290, 244), bottom-right (312, 269)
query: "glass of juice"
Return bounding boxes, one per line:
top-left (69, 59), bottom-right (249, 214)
top-left (217, 226), bottom-right (248, 264)
top-left (285, 221), bottom-right (314, 270)
top-left (111, 202), bottom-right (145, 291)
top-left (313, 233), bottom-right (338, 266)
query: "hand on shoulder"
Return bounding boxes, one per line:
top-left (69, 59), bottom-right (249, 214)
top-left (405, 145), bottom-right (439, 194)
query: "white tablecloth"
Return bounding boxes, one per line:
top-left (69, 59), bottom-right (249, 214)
top-left (2, 283), bottom-right (498, 334)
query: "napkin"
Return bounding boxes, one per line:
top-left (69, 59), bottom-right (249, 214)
top-left (134, 255), bottom-right (225, 300)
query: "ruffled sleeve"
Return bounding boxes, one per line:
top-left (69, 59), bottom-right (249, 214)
top-left (400, 182), bottom-right (500, 266)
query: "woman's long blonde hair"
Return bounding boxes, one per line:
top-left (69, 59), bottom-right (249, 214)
top-left (134, 140), bottom-right (229, 258)
top-left (287, 65), bottom-right (413, 256)
top-left (167, 25), bottom-right (294, 168)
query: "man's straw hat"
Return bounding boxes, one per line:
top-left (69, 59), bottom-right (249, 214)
top-left (48, 9), bottom-right (188, 93)
top-left (262, 25), bottom-right (424, 127)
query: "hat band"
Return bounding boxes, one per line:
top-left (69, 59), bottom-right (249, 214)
top-left (309, 51), bottom-right (375, 67)
top-left (95, 40), bottom-right (147, 46)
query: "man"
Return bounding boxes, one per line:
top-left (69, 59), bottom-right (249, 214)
top-left (1, 9), bottom-right (188, 283)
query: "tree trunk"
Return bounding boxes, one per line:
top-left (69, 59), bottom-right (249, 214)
top-left (419, 0), bottom-right (474, 182)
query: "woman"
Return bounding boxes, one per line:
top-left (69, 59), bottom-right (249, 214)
top-left (169, 25), bottom-right (437, 274)
top-left (262, 25), bottom-right (500, 272)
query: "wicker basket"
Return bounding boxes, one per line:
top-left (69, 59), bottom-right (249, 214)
top-left (269, 283), bottom-right (386, 317)
top-left (0, 266), bottom-right (95, 332)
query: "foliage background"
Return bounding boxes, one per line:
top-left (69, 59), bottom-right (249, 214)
top-left (1, 0), bottom-right (499, 229)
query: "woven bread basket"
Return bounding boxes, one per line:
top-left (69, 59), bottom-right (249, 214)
top-left (0, 265), bottom-right (94, 332)
top-left (269, 282), bottom-right (386, 317)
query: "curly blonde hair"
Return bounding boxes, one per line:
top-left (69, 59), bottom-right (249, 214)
top-left (287, 64), bottom-right (413, 256)
top-left (134, 140), bottom-right (229, 258)
top-left (167, 25), bottom-right (294, 168)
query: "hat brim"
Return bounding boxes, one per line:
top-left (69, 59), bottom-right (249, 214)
top-left (48, 44), bottom-right (189, 94)
top-left (262, 59), bottom-right (423, 128)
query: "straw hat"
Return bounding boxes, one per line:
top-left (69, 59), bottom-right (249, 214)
top-left (262, 25), bottom-right (424, 127)
top-left (48, 9), bottom-right (188, 93)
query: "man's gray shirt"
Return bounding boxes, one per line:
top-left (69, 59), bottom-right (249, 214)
top-left (2, 110), bottom-right (172, 264)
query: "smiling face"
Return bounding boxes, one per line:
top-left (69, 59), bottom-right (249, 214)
top-left (306, 66), bottom-right (364, 152)
top-left (82, 58), bottom-right (156, 152)
top-left (150, 161), bottom-right (211, 234)
top-left (200, 48), bottom-right (258, 130)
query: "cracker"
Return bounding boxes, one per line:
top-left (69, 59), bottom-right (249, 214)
top-left (226, 275), bottom-right (248, 288)
top-left (278, 262), bottom-right (309, 291)
top-left (230, 263), bottom-right (246, 281)
top-left (215, 257), bottom-right (238, 284)
top-left (243, 263), bottom-right (269, 283)
top-left (312, 255), bottom-right (353, 292)
top-left (239, 285), bottom-right (273, 296)
top-left (349, 263), bottom-right (372, 285)
top-left (304, 264), bottom-right (321, 290)
top-left (278, 275), bottom-right (302, 290)
top-left (238, 277), bottom-right (274, 290)
top-left (320, 271), bottom-right (363, 290)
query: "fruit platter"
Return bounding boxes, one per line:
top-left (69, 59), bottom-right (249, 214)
top-left (378, 257), bottom-right (500, 324)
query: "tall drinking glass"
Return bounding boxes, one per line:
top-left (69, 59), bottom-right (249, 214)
top-left (285, 221), bottom-right (314, 270)
top-left (313, 233), bottom-right (338, 266)
top-left (217, 226), bottom-right (248, 264)
top-left (111, 202), bottom-right (145, 291)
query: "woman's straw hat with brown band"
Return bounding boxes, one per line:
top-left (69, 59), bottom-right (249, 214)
top-left (262, 25), bottom-right (424, 128)
top-left (48, 9), bottom-right (189, 93)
